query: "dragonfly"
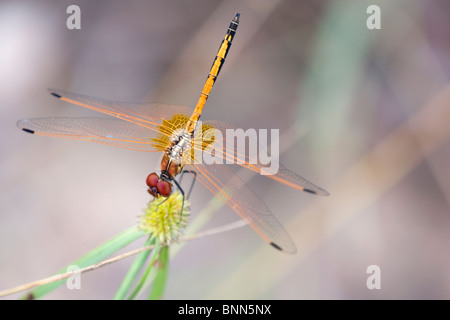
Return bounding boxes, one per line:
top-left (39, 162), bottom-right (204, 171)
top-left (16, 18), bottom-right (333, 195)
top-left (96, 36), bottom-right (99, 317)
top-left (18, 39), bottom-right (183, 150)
top-left (17, 13), bottom-right (329, 254)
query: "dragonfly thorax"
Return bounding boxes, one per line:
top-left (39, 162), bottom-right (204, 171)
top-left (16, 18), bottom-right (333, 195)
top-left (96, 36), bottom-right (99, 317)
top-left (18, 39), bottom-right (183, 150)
top-left (166, 128), bottom-right (192, 164)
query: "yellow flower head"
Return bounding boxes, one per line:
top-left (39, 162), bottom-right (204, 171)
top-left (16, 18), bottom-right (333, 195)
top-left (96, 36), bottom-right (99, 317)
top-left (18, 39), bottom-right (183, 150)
top-left (138, 192), bottom-right (190, 244)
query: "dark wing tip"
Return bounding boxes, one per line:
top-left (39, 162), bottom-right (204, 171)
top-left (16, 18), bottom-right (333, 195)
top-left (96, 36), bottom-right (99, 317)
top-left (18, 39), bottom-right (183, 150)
top-left (303, 188), bottom-right (317, 195)
top-left (270, 242), bottom-right (283, 251)
top-left (47, 88), bottom-right (62, 98)
top-left (22, 128), bottom-right (35, 134)
top-left (17, 119), bottom-right (35, 134)
top-left (234, 12), bottom-right (241, 22)
top-left (304, 188), bottom-right (330, 197)
top-left (270, 242), bottom-right (297, 254)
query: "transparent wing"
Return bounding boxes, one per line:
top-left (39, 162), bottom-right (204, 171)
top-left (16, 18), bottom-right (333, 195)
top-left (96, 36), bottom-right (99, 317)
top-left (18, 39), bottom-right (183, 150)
top-left (198, 120), bottom-right (329, 196)
top-left (48, 88), bottom-right (193, 138)
top-left (17, 117), bottom-right (166, 151)
top-left (18, 89), bottom-right (195, 151)
top-left (185, 162), bottom-right (297, 253)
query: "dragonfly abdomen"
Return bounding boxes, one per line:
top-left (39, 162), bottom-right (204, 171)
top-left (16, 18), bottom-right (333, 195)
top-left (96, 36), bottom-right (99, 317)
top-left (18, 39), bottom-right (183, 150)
top-left (186, 13), bottom-right (240, 135)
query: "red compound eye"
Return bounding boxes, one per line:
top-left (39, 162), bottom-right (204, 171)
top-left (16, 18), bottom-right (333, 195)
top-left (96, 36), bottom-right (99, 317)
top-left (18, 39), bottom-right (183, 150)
top-left (146, 173), bottom-right (159, 188)
top-left (156, 181), bottom-right (172, 197)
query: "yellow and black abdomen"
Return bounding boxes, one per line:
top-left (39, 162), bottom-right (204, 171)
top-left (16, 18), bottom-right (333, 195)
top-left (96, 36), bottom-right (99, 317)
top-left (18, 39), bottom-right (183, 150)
top-left (186, 13), bottom-right (240, 134)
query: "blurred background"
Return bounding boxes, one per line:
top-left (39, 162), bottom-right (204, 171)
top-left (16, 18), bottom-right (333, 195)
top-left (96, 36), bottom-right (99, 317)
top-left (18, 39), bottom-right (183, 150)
top-left (1, 0), bottom-right (450, 299)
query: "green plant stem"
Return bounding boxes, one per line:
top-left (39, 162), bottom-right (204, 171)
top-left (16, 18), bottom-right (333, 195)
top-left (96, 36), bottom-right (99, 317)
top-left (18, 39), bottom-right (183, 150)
top-left (114, 236), bottom-right (155, 300)
top-left (149, 245), bottom-right (170, 300)
top-left (127, 241), bottom-right (161, 300)
top-left (21, 226), bottom-right (145, 300)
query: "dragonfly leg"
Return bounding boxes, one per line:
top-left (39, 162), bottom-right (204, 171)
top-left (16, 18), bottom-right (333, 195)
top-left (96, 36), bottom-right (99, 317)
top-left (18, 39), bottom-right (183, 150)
top-left (172, 178), bottom-right (186, 223)
top-left (156, 196), bottom-right (169, 208)
top-left (178, 169), bottom-right (197, 200)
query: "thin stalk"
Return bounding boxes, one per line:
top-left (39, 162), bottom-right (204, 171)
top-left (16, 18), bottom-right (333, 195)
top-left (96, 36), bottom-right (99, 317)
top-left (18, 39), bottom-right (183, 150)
top-left (149, 245), bottom-right (170, 300)
top-left (20, 226), bottom-right (144, 299)
top-left (114, 236), bottom-right (155, 300)
top-left (127, 241), bottom-right (161, 300)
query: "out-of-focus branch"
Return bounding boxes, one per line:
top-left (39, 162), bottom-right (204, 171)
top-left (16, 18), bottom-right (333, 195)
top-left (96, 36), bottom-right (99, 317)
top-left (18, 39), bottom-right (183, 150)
top-left (0, 219), bottom-right (248, 299)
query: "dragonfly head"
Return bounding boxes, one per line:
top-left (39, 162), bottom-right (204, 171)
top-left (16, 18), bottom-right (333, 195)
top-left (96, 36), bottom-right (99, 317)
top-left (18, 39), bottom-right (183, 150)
top-left (146, 172), bottom-right (172, 198)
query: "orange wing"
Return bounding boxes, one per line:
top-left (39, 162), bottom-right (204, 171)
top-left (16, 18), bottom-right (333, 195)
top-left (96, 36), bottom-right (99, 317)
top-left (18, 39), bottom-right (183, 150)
top-left (18, 90), bottom-right (193, 151)
top-left (184, 162), bottom-right (297, 253)
top-left (17, 117), bottom-right (164, 152)
top-left (200, 120), bottom-right (329, 196)
top-left (48, 88), bottom-right (192, 130)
